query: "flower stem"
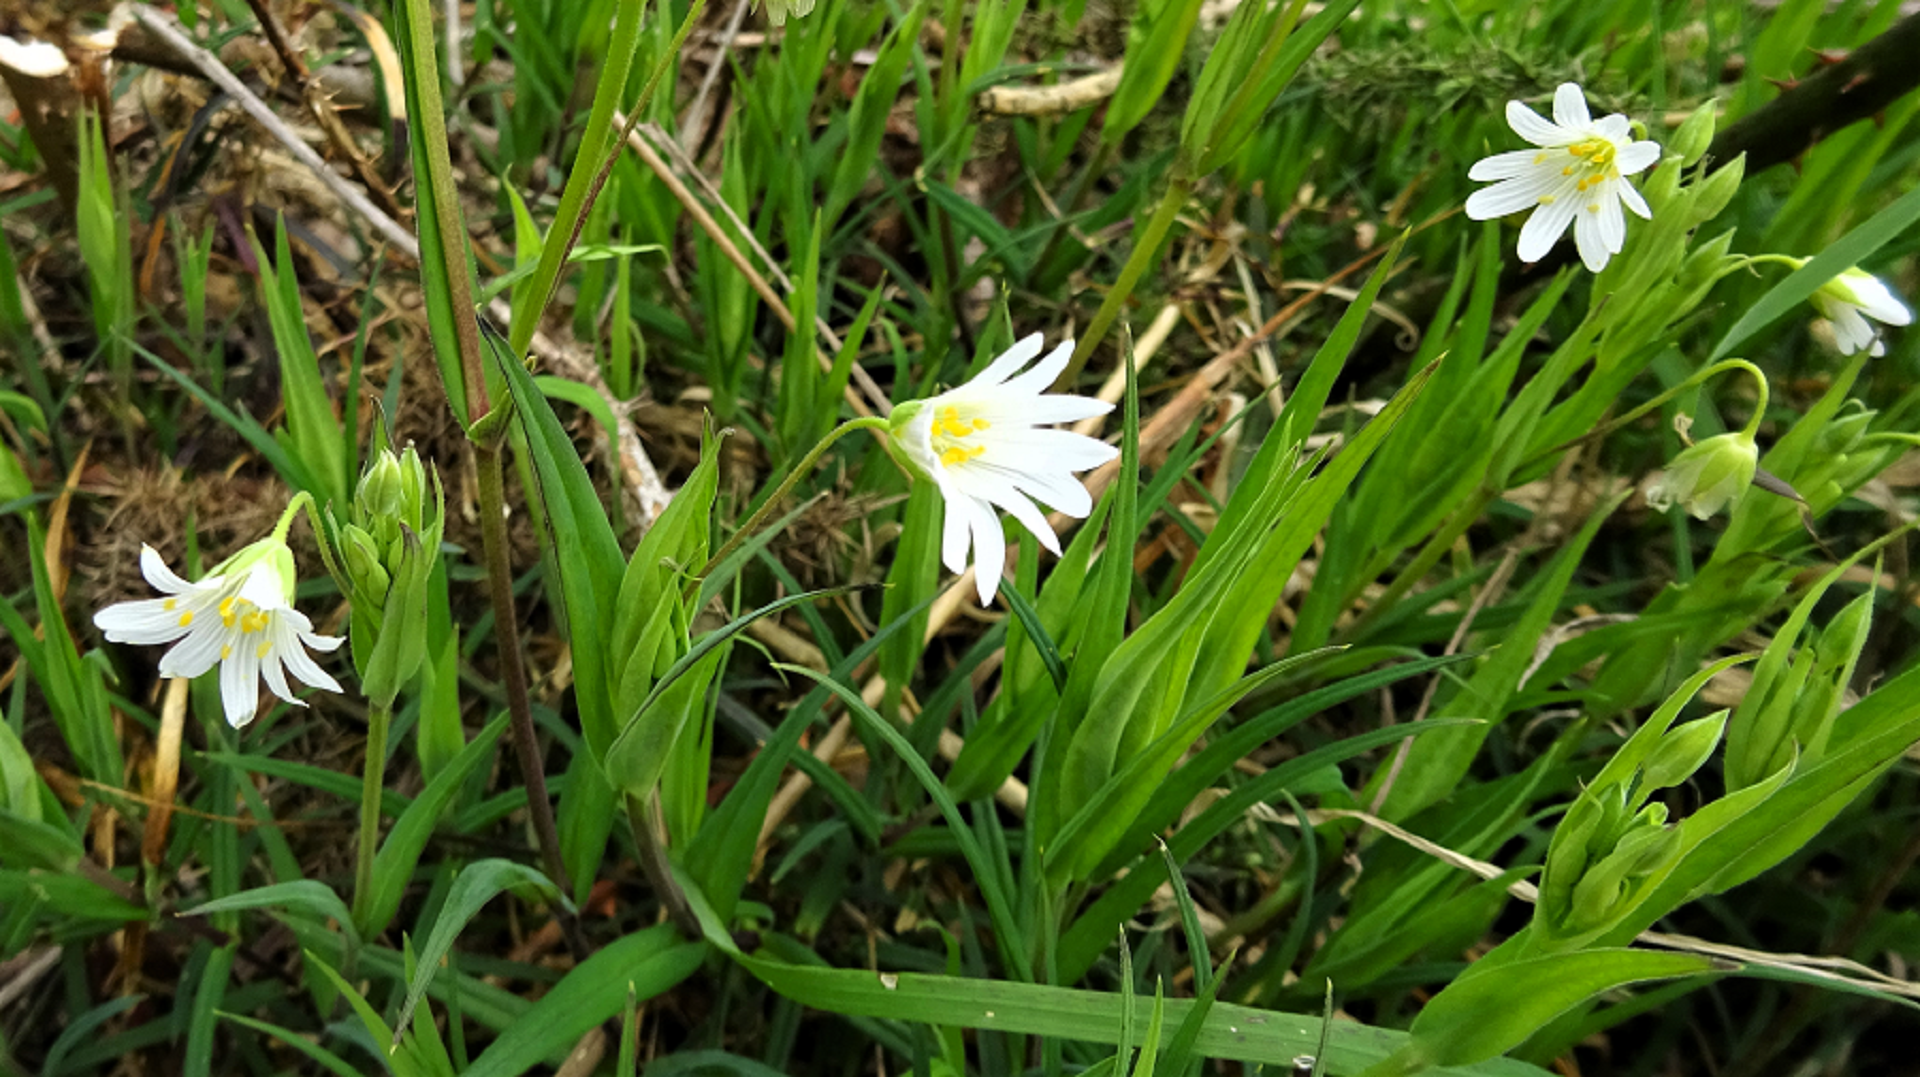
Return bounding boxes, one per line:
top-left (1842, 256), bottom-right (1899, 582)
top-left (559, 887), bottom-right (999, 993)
top-left (271, 491), bottom-right (315, 544)
top-left (350, 697), bottom-right (391, 927)
top-left (694, 416), bottom-right (889, 593)
top-left (1521, 357), bottom-right (1771, 470)
top-left (475, 441), bottom-right (584, 956)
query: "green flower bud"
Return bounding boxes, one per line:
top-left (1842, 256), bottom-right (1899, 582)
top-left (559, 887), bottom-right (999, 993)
top-left (1687, 154), bottom-right (1745, 225)
top-left (1673, 229), bottom-right (1740, 301)
top-left (357, 449), bottom-right (406, 522)
top-left (397, 445), bottom-right (428, 532)
top-left (1645, 430), bottom-right (1759, 520)
top-left (1814, 404), bottom-right (1874, 457)
top-left (1567, 814), bottom-right (1682, 932)
top-left (1814, 592), bottom-right (1873, 673)
top-left (341, 525), bottom-right (391, 608)
top-left (1639, 153), bottom-right (1686, 217)
top-left (1640, 710), bottom-right (1729, 793)
top-left (1669, 100), bottom-right (1717, 168)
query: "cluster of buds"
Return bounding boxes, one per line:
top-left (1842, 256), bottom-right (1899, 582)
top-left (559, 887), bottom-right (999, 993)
top-left (1725, 587), bottom-right (1874, 792)
top-left (1535, 698), bottom-right (1728, 949)
top-left (331, 444), bottom-right (444, 708)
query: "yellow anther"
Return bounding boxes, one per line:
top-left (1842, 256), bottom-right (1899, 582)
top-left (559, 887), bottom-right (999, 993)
top-left (1538, 195), bottom-right (1557, 205)
top-left (939, 447), bottom-right (969, 467)
top-left (257, 642), bottom-right (272, 659)
top-left (178, 610), bottom-right (194, 627)
top-left (241, 612), bottom-right (268, 634)
top-left (163, 598), bottom-right (177, 611)
top-left (1534, 151), bottom-right (1549, 164)
top-left (972, 418), bottom-right (989, 430)
top-left (1588, 203), bottom-right (1601, 213)
top-left (221, 645), bottom-right (232, 659)
top-left (1563, 165), bottom-right (1575, 176)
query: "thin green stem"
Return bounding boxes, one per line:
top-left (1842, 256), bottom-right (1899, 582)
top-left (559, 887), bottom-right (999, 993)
top-left (695, 416), bottom-right (890, 593)
top-left (271, 491), bottom-right (315, 544)
top-left (1520, 358), bottom-right (1771, 472)
top-left (399, 0), bottom-right (488, 421)
top-left (350, 699), bottom-right (391, 927)
top-left (1061, 173), bottom-right (1193, 386)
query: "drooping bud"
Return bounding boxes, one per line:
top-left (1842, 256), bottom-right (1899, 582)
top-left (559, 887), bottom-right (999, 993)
top-left (1645, 430), bottom-right (1759, 520)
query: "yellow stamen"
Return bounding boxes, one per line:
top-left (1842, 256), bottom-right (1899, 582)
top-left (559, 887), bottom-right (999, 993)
top-left (1562, 165), bottom-right (1575, 176)
top-left (940, 447), bottom-right (969, 467)
top-left (1533, 151), bottom-right (1548, 164)
top-left (972, 418), bottom-right (989, 430)
top-left (1588, 203), bottom-right (1601, 213)
top-left (257, 642), bottom-right (272, 659)
top-left (1538, 195), bottom-right (1556, 205)
top-left (178, 610), bottom-right (194, 627)
top-left (163, 598), bottom-right (177, 611)
top-left (241, 612), bottom-right (269, 634)
top-left (221, 645), bottom-right (232, 659)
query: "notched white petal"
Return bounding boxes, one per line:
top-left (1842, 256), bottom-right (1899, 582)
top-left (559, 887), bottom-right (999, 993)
top-left (1552, 83), bottom-right (1591, 129)
top-left (1505, 100), bottom-right (1564, 147)
top-left (139, 546), bottom-right (196, 594)
top-left (1467, 149), bottom-right (1544, 182)
top-left (1613, 141), bottom-right (1661, 176)
top-left (94, 598), bottom-right (193, 645)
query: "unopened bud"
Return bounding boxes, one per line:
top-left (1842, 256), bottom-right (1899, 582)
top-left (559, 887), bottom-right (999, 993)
top-left (357, 449), bottom-right (405, 521)
top-left (397, 445), bottom-right (428, 531)
top-left (1688, 154), bottom-right (1745, 225)
top-left (1669, 101), bottom-right (1717, 168)
top-left (342, 524), bottom-right (391, 604)
top-left (1645, 430), bottom-right (1759, 520)
top-left (1641, 710), bottom-right (1729, 792)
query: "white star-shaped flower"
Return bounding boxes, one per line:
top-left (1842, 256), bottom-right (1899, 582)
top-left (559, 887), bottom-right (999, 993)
top-left (94, 540), bottom-right (344, 727)
top-left (1466, 83), bottom-right (1662, 272)
top-left (886, 333), bottom-right (1119, 606)
top-left (1811, 267), bottom-right (1912, 357)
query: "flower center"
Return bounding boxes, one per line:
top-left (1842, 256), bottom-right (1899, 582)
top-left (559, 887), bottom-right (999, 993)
top-left (1556, 138), bottom-right (1622, 194)
top-left (930, 405), bottom-right (991, 468)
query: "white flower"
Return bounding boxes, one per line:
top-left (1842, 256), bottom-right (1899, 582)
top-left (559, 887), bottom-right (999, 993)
top-left (1810, 267), bottom-right (1912, 357)
top-left (887, 333), bottom-right (1120, 606)
top-left (94, 540), bottom-right (344, 728)
top-left (1466, 83), bottom-right (1662, 273)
